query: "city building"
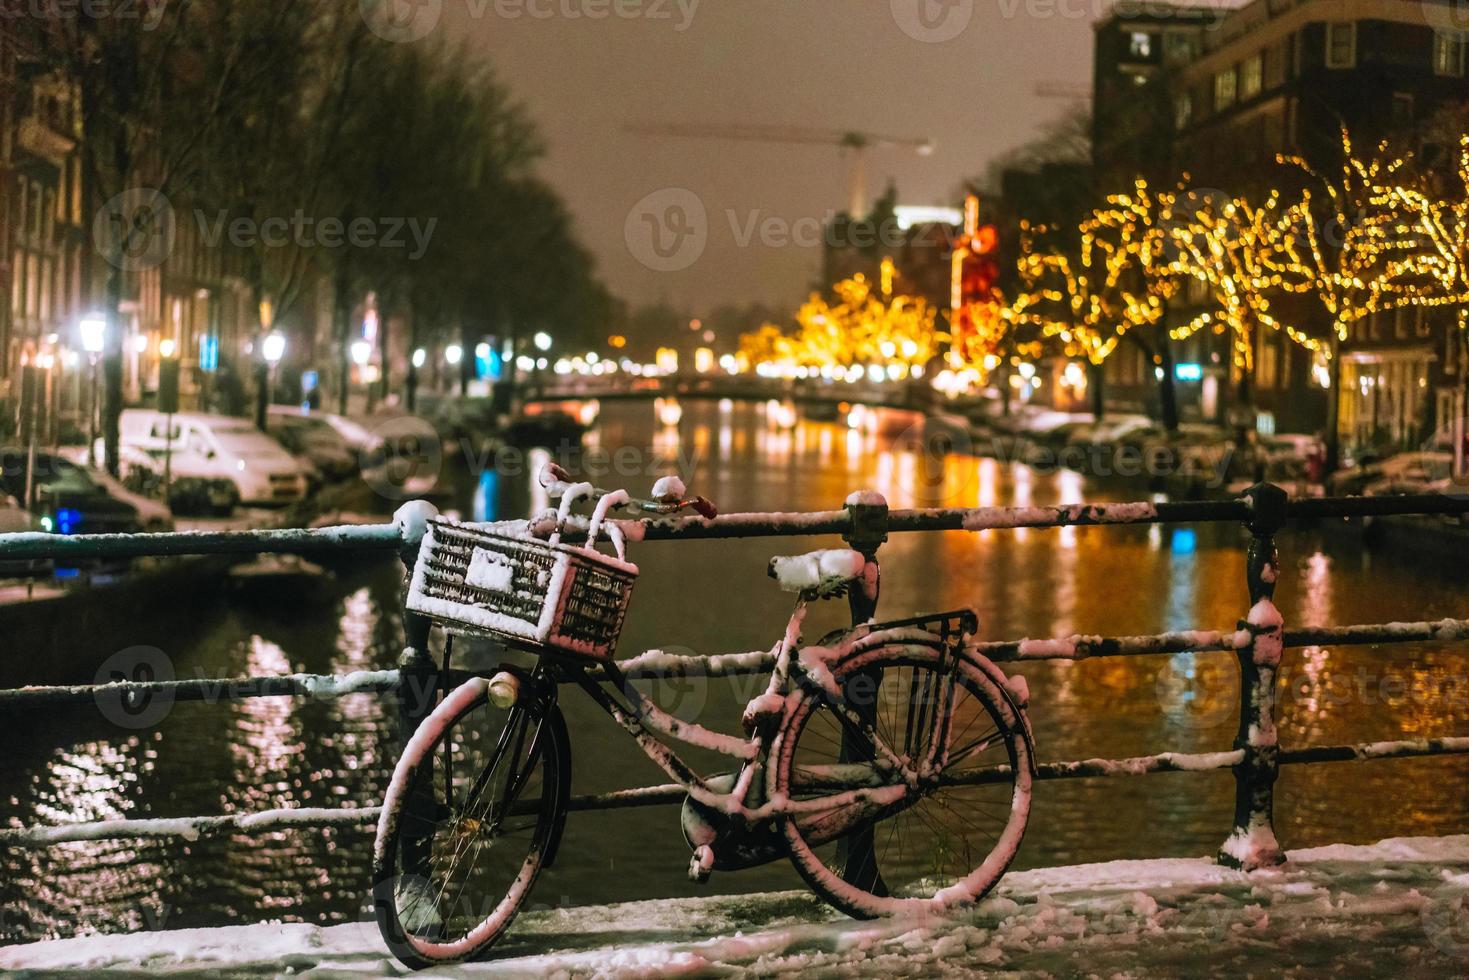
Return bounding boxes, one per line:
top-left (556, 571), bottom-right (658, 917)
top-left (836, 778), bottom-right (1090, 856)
top-left (1094, 0), bottom-right (1469, 450)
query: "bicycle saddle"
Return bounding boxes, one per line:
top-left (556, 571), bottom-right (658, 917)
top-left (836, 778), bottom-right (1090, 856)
top-left (768, 549), bottom-right (867, 598)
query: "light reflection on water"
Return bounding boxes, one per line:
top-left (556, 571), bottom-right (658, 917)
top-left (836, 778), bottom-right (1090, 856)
top-left (1, 398), bottom-right (1467, 942)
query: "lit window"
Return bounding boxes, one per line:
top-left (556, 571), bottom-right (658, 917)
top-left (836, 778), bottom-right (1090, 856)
top-left (1174, 92), bottom-right (1193, 129)
top-left (1434, 34), bottom-right (1466, 77)
top-left (1326, 22), bottom-right (1356, 69)
top-left (1214, 68), bottom-right (1237, 110)
top-left (1240, 53), bottom-right (1263, 98)
top-left (1130, 32), bottom-right (1154, 59)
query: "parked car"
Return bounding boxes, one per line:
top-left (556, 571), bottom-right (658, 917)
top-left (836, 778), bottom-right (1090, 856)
top-left (88, 468), bottom-right (175, 532)
top-left (268, 406), bottom-right (384, 456)
top-left (0, 450), bottom-right (144, 535)
top-left (116, 410), bottom-right (309, 507)
top-left (0, 493), bottom-right (48, 577)
top-left (266, 413), bottom-right (357, 481)
top-left (1326, 451), bottom-right (1455, 497)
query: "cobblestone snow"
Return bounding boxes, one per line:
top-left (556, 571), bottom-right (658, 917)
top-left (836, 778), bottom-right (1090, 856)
top-left (5, 834), bottom-right (1468, 977)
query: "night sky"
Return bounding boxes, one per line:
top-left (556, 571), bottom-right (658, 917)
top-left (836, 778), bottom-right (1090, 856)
top-left (438, 0), bottom-right (1114, 310)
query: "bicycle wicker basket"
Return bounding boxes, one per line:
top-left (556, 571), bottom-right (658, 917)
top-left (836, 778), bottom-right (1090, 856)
top-left (406, 517), bottom-right (638, 661)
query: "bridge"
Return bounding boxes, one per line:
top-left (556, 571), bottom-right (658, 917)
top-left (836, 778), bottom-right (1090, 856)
top-left (517, 373), bottom-right (947, 415)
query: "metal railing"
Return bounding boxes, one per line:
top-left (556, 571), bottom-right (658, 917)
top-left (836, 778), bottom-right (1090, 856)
top-left (2, 487), bottom-right (1469, 874)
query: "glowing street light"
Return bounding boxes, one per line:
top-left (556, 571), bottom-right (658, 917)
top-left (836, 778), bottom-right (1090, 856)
top-left (351, 340), bottom-right (373, 366)
top-left (262, 332), bottom-right (287, 366)
top-left (445, 344), bottom-right (464, 365)
top-left (533, 332), bottom-right (553, 352)
top-left (78, 313), bottom-right (108, 466)
top-left (79, 312), bottom-right (107, 355)
top-left (412, 348), bottom-right (427, 369)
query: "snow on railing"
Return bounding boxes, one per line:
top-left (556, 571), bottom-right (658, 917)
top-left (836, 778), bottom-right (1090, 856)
top-left (2, 488), bottom-right (1468, 872)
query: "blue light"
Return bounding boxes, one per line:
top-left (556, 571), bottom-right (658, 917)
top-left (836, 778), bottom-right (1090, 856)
top-left (199, 333), bottom-right (219, 373)
top-left (55, 567), bottom-right (81, 580)
top-left (1171, 528), bottom-right (1197, 555)
top-left (472, 466), bottom-right (500, 523)
top-left (56, 508), bottom-right (82, 535)
top-left (1175, 363), bottom-right (1204, 382)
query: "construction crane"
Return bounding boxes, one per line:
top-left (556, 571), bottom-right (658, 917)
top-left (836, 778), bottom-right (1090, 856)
top-left (625, 121), bottom-right (936, 219)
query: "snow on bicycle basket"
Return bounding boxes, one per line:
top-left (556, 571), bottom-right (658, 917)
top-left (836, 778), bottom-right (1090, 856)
top-left (406, 486), bottom-right (638, 661)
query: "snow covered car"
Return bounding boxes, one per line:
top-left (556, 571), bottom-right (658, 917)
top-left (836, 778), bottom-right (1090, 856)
top-left (1327, 451), bottom-right (1454, 497)
top-left (117, 410), bottom-right (309, 507)
top-left (267, 413), bottom-right (358, 482)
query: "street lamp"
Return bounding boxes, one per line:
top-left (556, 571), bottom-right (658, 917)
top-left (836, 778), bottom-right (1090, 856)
top-left (78, 313), bottom-right (107, 467)
top-left (262, 332), bottom-right (287, 367)
top-left (351, 340), bottom-right (373, 366)
top-left (445, 344), bottom-right (463, 366)
top-left (533, 332), bottom-right (552, 353)
top-left (412, 348), bottom-right (427, 369)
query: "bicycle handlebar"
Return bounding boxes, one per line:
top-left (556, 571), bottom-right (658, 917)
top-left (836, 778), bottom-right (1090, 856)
top-left (537, 462), bottom-right (718, 520)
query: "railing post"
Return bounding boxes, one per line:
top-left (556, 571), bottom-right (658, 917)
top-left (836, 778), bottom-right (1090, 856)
top-left (1220, 482), bottom-right (1288, 870)
top-left (393, 501), bottom-right (440, 738)
top-left (843, 490), bottom-right (888, 624)
top-left (392, 501), bottom-right (440, 886)
top-left (836, 490), bottom-right (888, 893)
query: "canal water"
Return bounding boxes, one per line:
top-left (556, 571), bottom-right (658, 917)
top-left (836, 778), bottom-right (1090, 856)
top-left (3, 399), bottom-right (1468, 942)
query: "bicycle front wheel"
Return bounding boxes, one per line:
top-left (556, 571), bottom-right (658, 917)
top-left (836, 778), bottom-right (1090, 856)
top-left (373, 674), bottom-right (568, 968)
top-left (771, 644), bottom-right (1032, 919)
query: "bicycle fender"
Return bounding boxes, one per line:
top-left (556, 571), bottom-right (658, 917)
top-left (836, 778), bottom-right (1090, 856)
top-left (963, 651), bottom-right (1039, 778)
top-left (491, 662), bottom-right (573, 869)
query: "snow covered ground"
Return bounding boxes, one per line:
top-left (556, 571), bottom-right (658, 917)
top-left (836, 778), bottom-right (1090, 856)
top-left (5, 834), bottom-right (1469, 977)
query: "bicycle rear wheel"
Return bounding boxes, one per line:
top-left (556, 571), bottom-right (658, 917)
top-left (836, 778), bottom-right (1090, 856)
top-left (771, 644), bottom-right (1031, 919)
top-left (373, 674), bottom-right (568, 968)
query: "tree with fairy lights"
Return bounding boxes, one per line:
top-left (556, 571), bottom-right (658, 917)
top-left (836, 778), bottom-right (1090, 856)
top-left (1381, 134), bottom-right (1469, 475)
top-left (1275, 128), bottom-right (1430, 470)
top-left (1008, 205), bottom-right (1166, 419)
top-left (1161, 188), bottom-right (1323, 414)
top-left (738, 268), bottom-right (945, 379)
top-left (1084, 180), bottom-right (1187, 430)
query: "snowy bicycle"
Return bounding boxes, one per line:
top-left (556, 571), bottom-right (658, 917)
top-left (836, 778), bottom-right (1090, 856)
top-left (372, 465), bottom-right (1035, 968)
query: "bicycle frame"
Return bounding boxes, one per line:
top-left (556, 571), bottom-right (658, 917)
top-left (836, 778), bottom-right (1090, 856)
top-left (553, 596), bottom-right (971, 826)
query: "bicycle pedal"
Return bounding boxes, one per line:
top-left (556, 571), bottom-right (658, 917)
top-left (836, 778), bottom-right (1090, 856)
top-left (688, 845), bottom-right (715, 884)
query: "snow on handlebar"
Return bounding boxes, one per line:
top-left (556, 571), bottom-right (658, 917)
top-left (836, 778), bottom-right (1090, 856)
top-left (537, 463), bottom-right (718, 519)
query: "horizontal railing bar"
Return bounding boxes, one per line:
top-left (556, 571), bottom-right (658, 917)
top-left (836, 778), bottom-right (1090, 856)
top-left (589, 618), bottom-right (1469, 681)
top-left (1280, 736), bottom-right (1469, 766)
top-left (0, 522), bottom-right (401, 562)
top-left (0, 806), bottom-right (385, 846)
top-left (6, 618), bottom-right (1465, 706)
top-left (599, 493), bottom-right (1469, 542)
top-left (7, 736), bottom-right (1467, 846)
top-left (2, 494), bottom-right (1465, 561)
top-left (0, 670), bottom-right (401, 709)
